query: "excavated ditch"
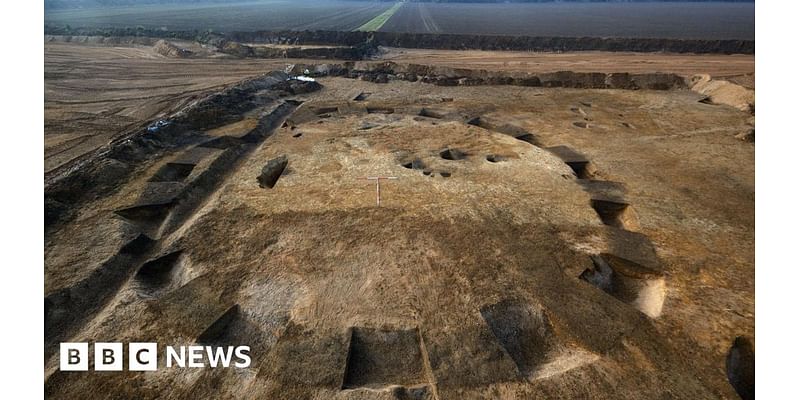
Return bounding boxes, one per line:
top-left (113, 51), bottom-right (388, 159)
top-left (44, 75), bottom-right (318, 365)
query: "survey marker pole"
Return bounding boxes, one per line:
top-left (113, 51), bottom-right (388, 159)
top-left (364, 176), bottom-right (397, 206)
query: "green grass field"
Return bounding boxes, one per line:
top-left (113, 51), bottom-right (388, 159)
top-left (354, 2), bottom-right (403, 32)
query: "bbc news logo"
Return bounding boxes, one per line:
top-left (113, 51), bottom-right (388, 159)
top-left (60, 342), bottom-right (251, 371)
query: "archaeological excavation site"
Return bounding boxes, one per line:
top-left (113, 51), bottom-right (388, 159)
top-left (43, 27), bottom-right (755, 399)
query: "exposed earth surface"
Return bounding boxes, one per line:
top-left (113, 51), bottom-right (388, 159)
top-left (44, 39), bottom-right (755, 399)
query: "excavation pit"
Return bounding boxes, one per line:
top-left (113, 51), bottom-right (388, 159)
top-left (573, 121), bottom-right (589, 129)
top-left (315, 107), bottom-right (339, 115)
top-left (353, 92), bottom-right (371, 101)
top-left (359, 122), bottom-right (379, 130)
top-left (342, 327), bottom-right (427, 389)
top-left (580, 254), bottom-right (666, 318)
top-left (258, 155), bottom-right (288, 189)
top-left (401, 158), bottom-right (426, 170)
top-left (486, 154), bottom-right (508, 163)
top-left (440, 148), bottom-right (467, 161)
top-left (367, 107), bottom-right (395, 114)
top-left (149, 163), bottom-right (195, 183)
top-left (115, 202), bottom-right (173, 235)
top-left (480, 300), bottom-right (559, 377)
top-left (197, 305), bottom-right (241, 345)
top-left (590, 199), bottom-right (639, 230)
top-left (726, 336), bottom-right (755, 400)
top-left (545, 146), bottom-right (596, 178)
top-left (135, 250), bottom-right (183, 286)
top-left (466, 116), bottom-right (484, 127)
top-left (567, 161), bottom-right (595, 179)
top-left (514, 134), bottom-right (539, 146)
top-left (418, 108), bottom-right (445, 119)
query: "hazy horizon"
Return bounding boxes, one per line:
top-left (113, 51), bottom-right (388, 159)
top-left (46, 0), bottom-right (756, 10)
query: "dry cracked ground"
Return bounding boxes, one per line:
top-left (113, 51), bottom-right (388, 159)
top-left (44, 44), bottom-right (754, 400)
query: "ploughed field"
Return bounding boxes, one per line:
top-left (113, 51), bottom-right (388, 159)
top-left (380, 2), bottom-right (754, 39)
top-left (44, 42), bottom-right (310, 174)
top-left (46, 1), bottom-right (754, 40)
top-left (44, 0), bottom-right (394, 32)
top-left (44, 41), bottom-right (754, 399)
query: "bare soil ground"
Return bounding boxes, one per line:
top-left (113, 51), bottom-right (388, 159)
top-left (45, 42), bottom-right (755, 177)
top-left (45, 42), bottom-right (304, 174)
top-left (45, 41), bottom-right (754, 399)
top-left (381, 47), bottom-right (755, 79)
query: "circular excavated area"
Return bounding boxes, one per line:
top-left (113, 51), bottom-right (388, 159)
top-left (45, 74), bottom-right (753, 399)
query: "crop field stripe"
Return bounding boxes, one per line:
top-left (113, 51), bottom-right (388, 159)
top-left (354, 2), bottom-right (403, 32)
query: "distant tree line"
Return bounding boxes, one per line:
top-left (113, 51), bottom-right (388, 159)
top-left (45, 0), bottom-right (755, 11)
